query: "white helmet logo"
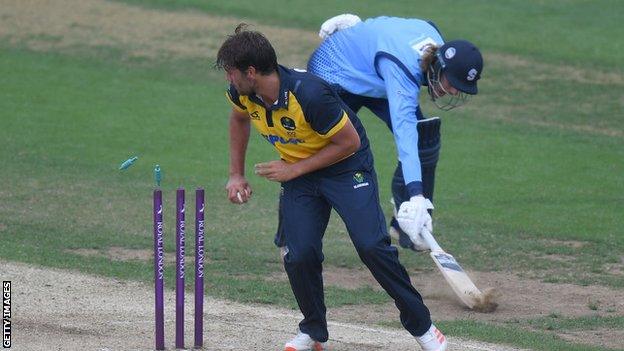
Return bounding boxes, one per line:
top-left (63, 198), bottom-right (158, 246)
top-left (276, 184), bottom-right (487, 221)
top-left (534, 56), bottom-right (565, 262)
top-left (467, 68), bottom-right (478, 81)
top-left (444, 47), bottom-right (456, 59)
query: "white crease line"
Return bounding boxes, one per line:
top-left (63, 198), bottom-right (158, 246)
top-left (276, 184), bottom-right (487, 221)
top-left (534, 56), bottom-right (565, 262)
top-left (228, 311), bottom-right (515, 351)
top-left (455, 343), bottom-right (503, 351)
top-left (110, 309), bottom-right (517, 351)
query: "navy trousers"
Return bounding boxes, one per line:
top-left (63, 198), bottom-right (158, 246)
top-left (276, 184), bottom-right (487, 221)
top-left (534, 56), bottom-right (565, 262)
top-left (278, 166), bottom-right (431, 342)
top-left (334, 89), bottom-right (438, 206)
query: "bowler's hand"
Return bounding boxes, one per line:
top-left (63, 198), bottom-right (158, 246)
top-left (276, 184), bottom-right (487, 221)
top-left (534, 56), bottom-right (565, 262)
top-left (254, 160), bottom-right (300, 182)
top-left (225, 174), bottom-right (252, 204)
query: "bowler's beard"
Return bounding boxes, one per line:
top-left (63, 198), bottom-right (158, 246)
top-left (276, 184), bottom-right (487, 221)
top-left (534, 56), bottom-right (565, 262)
top-left (235, 84), bottom-right (255, 97)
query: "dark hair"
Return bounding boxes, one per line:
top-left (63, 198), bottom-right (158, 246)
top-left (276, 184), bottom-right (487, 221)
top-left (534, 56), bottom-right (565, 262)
top-left (215, 24), bottom-right (278, 75)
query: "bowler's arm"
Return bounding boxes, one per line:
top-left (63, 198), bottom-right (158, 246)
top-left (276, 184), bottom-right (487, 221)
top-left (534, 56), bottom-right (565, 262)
top-left (226, 108), bottom-right (253, 203)
top-left (229, 108), bottom-right (250, 176)
top-left (289, 118), bottom-right (360, 177)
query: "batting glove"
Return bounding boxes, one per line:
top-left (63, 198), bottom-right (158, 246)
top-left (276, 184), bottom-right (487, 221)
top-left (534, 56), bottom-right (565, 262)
top-left (397, 196), bottom-right (434, 250)
top-left (319, 14), bottom-right (362, 39)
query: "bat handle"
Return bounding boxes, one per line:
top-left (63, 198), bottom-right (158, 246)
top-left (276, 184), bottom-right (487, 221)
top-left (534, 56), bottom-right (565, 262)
top-left (421, 227), bottom-right (443, 252)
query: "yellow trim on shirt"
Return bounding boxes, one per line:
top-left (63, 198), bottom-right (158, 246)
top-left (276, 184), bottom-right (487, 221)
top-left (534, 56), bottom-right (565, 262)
top-left (225, 91), bottom-right (246, 113)
top-left (320, 112), bottom-right (349, 139)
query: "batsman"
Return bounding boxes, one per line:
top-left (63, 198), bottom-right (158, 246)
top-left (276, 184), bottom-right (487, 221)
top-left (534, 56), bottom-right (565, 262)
top-left (309, 15), bottom-right (484, 251)
top-left (218, 25), bottom-right (448, 351)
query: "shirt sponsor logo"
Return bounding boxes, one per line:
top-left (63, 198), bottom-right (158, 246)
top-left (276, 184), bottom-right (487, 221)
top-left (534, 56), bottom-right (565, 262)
top-left (261, 134), bottom-right (304, 146)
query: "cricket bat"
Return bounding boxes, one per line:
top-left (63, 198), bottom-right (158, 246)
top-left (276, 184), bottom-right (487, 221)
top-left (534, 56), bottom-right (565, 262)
top-left (421, 228), bottom-right (483, 308)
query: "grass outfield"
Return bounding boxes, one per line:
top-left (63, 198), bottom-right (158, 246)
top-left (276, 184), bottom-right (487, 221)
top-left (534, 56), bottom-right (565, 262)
top-left (117, 0), bottom-right (624, 68)
top-left (1, 1), bottom-right (623, 350)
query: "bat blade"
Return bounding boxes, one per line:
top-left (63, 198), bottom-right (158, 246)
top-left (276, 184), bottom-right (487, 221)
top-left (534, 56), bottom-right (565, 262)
top-left (429, 250), bottom-right (482, 308)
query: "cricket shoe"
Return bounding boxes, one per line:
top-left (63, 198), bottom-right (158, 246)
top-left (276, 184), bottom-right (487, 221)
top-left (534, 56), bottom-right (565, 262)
top-left (284, 330), bottom-right (325, 351)
top-left (416, 324), bottom-right (447, 351)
